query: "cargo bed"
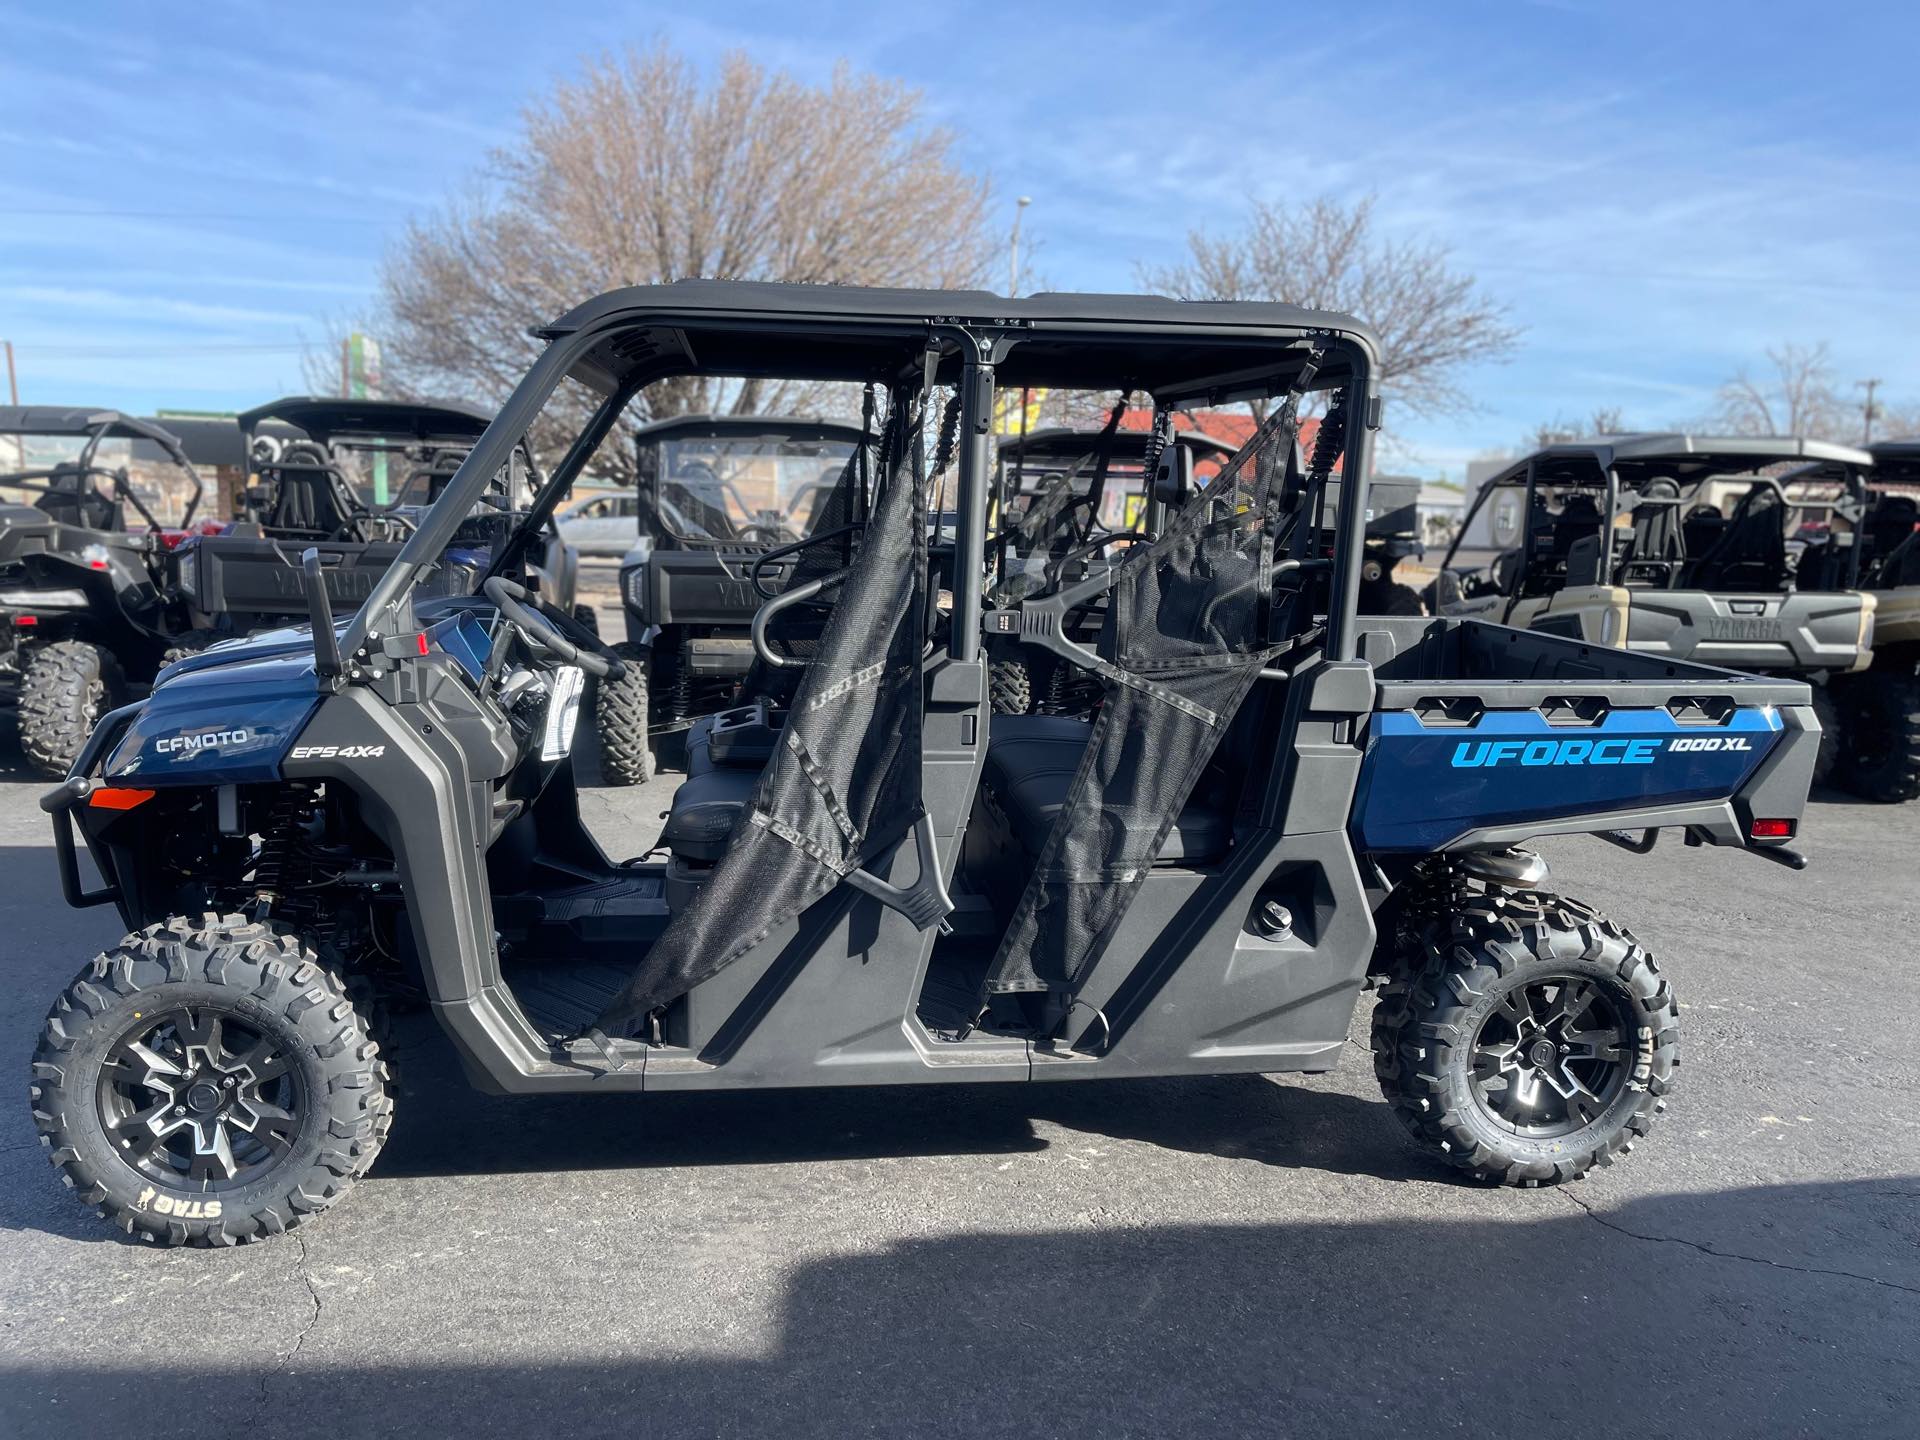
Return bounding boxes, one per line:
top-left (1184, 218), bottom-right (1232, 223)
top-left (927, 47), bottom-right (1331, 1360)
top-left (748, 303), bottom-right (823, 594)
top-left (1351, 616), bottom-right (1818, 854)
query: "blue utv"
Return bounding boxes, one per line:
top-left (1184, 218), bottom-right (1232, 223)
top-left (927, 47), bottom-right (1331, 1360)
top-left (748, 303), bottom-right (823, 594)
top-left (30, 282), bottom-right (1819, 1244)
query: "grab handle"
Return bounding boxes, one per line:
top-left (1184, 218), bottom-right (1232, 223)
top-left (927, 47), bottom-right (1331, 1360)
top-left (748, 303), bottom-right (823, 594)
top-left (841, 813), bottom-right (954, 931)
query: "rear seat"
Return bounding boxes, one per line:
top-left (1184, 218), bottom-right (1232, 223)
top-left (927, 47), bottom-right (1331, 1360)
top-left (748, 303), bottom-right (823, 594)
top-left (664, 707), bottom-right (1233, 869)
top-left (984, 713), bottom-right (1231, 865)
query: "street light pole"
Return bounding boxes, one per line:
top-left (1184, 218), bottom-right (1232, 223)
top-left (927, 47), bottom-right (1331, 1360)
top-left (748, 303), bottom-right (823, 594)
top-left (1009, 196), bottom-right (1031, 297)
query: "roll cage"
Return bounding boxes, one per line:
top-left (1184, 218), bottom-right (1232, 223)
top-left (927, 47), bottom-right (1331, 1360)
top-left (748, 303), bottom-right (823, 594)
top-left (1446, 434), bottom-right (1874, 596)
top-left (0, 405), bottom-right (205, 529)
top-left (630, 412), bottom-right (870, 546)
top-left (354, 281), bottom-right (1381, 661)
top-left (238, 396), bottom-right (495, 533)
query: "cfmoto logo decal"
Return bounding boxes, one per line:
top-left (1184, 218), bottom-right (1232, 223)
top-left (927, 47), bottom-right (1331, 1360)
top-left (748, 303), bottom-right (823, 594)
top-left (155, 728), bottom-right (250, 755)
top-left (1450, 735), bottom-right (1755, 768)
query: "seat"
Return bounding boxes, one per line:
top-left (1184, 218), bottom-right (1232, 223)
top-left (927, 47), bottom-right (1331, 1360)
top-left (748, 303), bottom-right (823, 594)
top-left (666, 708), bottom-right (1233, 868)
top-left (660, 766), bottom-right (760, 862)
top-left (983, 713), bottom-right (1231, 865)
top-left (35, 464), bottom-right (120, 531)
top-left (684, 702), bottom-right (785, 777)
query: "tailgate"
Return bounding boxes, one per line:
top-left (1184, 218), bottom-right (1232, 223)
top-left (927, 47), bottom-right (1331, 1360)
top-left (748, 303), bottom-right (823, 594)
top-left (1624, 589), bottom-right (1872, 672)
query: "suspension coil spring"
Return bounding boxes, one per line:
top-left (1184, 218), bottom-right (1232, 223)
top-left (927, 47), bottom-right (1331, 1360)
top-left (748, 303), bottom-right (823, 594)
top-left (251, 789), bottom-right (309, 904)
top-left (931, 390), bottom-right (963, 476)
top-left (1309, 389), bottom-right (1348, 484)
top-left (1140, 408), bottom-right (1173, 495)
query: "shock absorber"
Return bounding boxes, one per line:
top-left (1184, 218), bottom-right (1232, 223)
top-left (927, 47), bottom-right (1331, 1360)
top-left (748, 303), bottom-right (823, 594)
top-left (250, 789), bottom-right (308, 913)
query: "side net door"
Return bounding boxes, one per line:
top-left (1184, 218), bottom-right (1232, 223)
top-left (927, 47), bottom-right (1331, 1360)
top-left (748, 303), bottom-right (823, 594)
top-left (591, 383), bottom-right (937, 1035)
top-left (981, 360), bottom-right (1330, 1027)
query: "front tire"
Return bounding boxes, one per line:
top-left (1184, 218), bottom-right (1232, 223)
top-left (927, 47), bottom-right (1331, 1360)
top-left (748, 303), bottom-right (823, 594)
top-left (1371, 891), bottom-right (1677, 1186)
top-left (18, 639), bottom-right (124, 777)
top-left (595, 642), bottom-right (653, 785)
top-left (1829, 668), bottom-right (1920, 803)
top-left (29, 915), bottom-right (390, 1246)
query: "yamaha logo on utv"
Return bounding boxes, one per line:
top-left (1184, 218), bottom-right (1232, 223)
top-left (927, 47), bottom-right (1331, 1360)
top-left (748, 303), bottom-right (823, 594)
top-left (27, 279), bottom-right (1822, 1247)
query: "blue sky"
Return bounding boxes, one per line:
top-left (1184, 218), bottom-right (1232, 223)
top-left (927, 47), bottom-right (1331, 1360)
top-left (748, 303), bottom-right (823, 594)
top-left (4, 1), bottom-right (1917, 478)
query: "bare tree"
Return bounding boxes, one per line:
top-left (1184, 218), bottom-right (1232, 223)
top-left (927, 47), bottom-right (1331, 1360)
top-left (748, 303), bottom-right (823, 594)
top-left (1138, 194), bottom-right (1519, 420)
top-left (1524, 406), bottom-right (1630, 450)
top-left (1709, 342), bottom-right (1849, 440)
top-left (375, 43), bottom-right (993, 476)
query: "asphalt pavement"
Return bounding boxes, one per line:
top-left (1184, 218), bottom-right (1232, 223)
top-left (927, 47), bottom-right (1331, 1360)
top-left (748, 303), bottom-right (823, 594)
top-left (1, 668), bottom-right (1916, 1437)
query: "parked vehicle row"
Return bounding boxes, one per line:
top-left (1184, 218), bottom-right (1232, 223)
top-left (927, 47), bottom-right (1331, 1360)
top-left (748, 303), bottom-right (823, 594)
top-left (0, 398), bottom-right (592, 778)
top-left (1429, 434), bottom-right (1918, 801)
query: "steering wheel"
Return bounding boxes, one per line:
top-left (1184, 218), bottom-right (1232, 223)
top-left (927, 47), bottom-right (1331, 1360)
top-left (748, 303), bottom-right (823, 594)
top-left (482, 576), bottom-right (625, 680)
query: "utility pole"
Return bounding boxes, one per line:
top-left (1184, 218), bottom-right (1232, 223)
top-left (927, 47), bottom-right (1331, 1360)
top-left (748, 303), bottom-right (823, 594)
top-left (1858, 378), bottom-right (1882, 445)
top-left (3, 341), bottom-right (19, 468)
top-left (1008, 196), bottom-right (1031, 298)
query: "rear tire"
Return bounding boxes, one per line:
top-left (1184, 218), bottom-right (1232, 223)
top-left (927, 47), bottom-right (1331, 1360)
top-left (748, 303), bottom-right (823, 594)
top-left (1830, 668), bottom-right (1920, 803)
top-left (1809, 680), bottom-right (1842, 788)
top-left (29, 915), bottom-right (390, 1246)
top-left (18, 639), bottom-right (124, 778)
top-left (595, 642), bottom-right (653, 785)
top-left (989, 655), bottom-right (1033, 716)
top-left (1362, 580), bottom-right (1426, 616)
top-left (1371, 890), bottom-right (1678, 1186)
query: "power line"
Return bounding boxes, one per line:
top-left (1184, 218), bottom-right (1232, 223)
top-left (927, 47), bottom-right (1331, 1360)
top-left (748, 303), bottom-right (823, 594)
top-left (16, 341), bottom-right (310, 357)
top-left (2, 208), bottom-right (387, 225)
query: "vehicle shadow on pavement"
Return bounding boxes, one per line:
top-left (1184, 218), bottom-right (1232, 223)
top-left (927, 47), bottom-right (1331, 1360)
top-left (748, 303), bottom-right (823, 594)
top-left (358, 1017), bottom-right (1423, 1185)
top-left (4, 1178), bottom-right (1915, 1440)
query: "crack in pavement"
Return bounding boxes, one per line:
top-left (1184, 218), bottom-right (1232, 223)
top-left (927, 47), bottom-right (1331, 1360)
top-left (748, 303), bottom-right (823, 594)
top-left (245, 1231), bottom-right (324, 1431)
top-left (1560, 1189), bottom-right (1920, 1297)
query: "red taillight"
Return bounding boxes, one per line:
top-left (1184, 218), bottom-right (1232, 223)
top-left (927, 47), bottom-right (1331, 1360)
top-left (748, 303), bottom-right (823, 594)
top-left (88, 787), bottom-right (155, 811)
top-left (14, 614), bottom-right (36, 627)
top-left (1750, 818), bottom-right (1794, 840)
top-left (415, 632), bottom-right (431, 656)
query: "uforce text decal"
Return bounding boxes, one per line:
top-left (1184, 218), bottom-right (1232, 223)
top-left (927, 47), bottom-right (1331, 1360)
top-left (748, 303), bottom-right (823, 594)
top-left (155, 728), bottom-right (250, 755)
top-left (290, 744), bottom-right (387, 760)
top-left (1451, 735), bottom-right (1755, 768)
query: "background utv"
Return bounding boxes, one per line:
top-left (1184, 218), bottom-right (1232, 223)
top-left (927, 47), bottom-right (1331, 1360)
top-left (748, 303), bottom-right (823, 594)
top-left (31, 283), bottom-right (1817, 1245)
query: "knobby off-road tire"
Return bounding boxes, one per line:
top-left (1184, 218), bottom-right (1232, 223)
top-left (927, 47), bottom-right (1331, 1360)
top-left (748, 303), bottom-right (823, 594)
top-left (1361, 580), bottom-right (1426, 617)
top-left (1830, 668), bottom-right (1920, 803)
top-left (18, 639), bottom-right (125, 778)
top-left (29, 915), bottom-right (391, 1246)
top-left (572, 603), bottom-right (600, 637)
top-left (988, 655), bottom-right (1033, 716)
top-left (159, 632), bottom-right (223, 670)
top-left (595, 642), bottom-right (653, 786)
top-left (1809, 680), bottom-right (1842, 788)
top-left (1371, 890), bottom-right (1678, 1186)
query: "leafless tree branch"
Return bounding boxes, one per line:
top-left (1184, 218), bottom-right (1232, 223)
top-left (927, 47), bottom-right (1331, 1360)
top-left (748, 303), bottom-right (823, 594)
top-left (1138, 194), bottom-right (1520, 424)
top-left (372, 43), bottom-right (993, 478)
